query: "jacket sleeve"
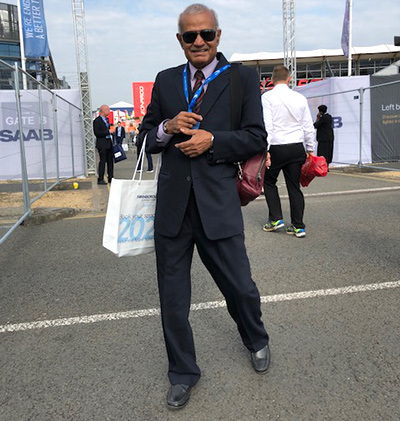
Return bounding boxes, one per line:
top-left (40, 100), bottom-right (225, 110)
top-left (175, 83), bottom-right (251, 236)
top-left (138, 73), bottom-right (165, 155)
top-left (93, 117), bottom-right (109, 138)
top-left (207, 68), bottom-right (267, 164)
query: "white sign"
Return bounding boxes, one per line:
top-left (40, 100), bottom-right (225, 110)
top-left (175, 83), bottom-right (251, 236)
top-left (0, 89), bottom-right (85, 180)
top-left (296, 76), bottom-right (372, 165)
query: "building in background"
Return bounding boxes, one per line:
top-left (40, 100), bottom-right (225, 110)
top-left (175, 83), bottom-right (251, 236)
top-left (0, 0), bottom-right (65, 89)
top-left (230, 44), bottom-right (400, 90)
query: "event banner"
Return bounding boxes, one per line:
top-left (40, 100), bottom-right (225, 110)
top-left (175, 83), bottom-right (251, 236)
top-left (132, 82), bottom-right (154, 117)
top-left (370, 75), bottom-right (400, 162)
top-left (20, 0), bottom-right (50, 58)
top-left (0, 90), bottom-right (85, 180)
top-left (296, 76), bottom-right (372, 165)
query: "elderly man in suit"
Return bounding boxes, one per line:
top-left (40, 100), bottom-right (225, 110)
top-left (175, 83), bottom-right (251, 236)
top-left (93, 104), bottom-right (113, 185)
top-left (139, 3), bottom-right (270, 410)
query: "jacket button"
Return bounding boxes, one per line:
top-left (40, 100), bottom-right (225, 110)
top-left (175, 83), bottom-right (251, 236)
top-left (186, 176), bottom-right (191, 182)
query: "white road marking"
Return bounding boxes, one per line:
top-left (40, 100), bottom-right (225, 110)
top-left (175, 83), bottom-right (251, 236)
top-left (255, 185), bottom-right (400, 201)
top-left (1, 280), bottom-right (399, 334)
top-left (55, 186), bottom-right (400, 220)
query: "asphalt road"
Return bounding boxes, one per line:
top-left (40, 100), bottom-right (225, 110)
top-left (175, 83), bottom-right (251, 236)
top-left (1, 167), bottom-right (399, 421)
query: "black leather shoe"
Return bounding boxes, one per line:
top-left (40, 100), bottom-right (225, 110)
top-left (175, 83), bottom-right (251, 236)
top-left (167, 384), bottom-right (192, 410)
top-left (97, 180), bottom-right (107, 185)
top-left (251, 344), bottom-right (270, 374)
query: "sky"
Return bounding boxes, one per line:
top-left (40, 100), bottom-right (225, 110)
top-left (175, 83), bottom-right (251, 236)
top-left (43, 0), bottom-right (400, 109)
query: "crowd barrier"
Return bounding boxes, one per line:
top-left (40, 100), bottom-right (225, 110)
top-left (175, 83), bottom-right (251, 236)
top-left (0, 59), bottom-right (86, 245)
top-left (296, 75), bottom-right (400, 170)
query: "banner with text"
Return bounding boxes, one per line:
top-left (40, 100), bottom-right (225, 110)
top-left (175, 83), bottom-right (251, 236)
top-left (0, 90), bottom-right (85, 180)
top-left (296, 76), bottom-right (372, 165)
top-left (20, 0), bottom-right (50, 58)
top-left (370, 75), bottom-right (400, 162)
top-left (132, 82), bottom-right (154, 117)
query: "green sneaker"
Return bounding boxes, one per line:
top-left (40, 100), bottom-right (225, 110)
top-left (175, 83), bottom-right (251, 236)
top-left (286, 225), bottom-right (306, 238)
top-left (263, 219), bottom-right (285, 232)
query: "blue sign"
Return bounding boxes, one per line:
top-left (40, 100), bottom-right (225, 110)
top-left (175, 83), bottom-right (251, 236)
top-left (20, 0), bottom-right (50, 58)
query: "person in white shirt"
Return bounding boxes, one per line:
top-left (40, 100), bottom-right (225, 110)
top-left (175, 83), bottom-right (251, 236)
top-left (261, 65), bottom-right (315, 238)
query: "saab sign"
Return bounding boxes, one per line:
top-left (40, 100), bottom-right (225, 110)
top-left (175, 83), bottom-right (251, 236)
top-left (0, 102), bottom-right (53, 142)
top-left (0, 89), bottom-right (86, 180)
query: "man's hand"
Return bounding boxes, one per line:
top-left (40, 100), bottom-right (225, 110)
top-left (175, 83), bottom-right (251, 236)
top-left (176, 128), bottom-right (213, 158)
top-left (307, 151), bottom-right (315, 158)
top-left (165, 112), bottom-right (203, 134)
top-left (265, 152), bottom-right (271, 169)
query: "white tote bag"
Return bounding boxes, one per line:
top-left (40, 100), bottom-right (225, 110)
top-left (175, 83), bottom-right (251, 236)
top-left (102, 136), bottom-right (160, 257)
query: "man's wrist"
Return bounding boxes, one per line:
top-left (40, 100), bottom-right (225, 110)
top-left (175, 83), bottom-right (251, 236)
top-left (210, 134), bottom-right (214, 148)
top-left (163, 120), bottom-right (170, 134)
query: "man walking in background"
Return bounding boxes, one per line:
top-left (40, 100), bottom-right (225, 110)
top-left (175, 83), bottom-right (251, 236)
top-left (114, 121), bottom-right (126, 145)
top-left (93, 104), bottom-right (114, 185)
top-left (262, 65), bottom-right (315, 238)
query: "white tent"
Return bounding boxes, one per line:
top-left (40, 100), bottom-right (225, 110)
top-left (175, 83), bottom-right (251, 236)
top-left (110, 101), bottom-right (133, 109)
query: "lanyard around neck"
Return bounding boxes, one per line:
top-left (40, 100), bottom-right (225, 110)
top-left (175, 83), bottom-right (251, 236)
top-left (183, 63), bottom-right (231, 121)
top-left (101, 116), bottom-right (109, 128)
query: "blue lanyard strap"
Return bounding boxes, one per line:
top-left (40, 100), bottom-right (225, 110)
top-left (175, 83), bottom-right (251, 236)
top-left (101, 116), bottom-right (109, 128)
top-left (183, 63), bottom-right (231, 114)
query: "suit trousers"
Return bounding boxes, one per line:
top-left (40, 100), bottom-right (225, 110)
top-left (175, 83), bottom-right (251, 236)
top-left (97, 146), bottom-right (114, 182)
top-left (264, 143), bottom-right (307, 229)
top-left (155, 189), bottom-right (269, 387)
top-left (317, 141), bottom-right (334, 164)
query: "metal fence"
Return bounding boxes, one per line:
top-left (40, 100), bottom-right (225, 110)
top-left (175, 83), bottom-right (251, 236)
top-left (299, 78), bottom-right (400, 171)
top-left (0, 59), bottom-right (86, 245)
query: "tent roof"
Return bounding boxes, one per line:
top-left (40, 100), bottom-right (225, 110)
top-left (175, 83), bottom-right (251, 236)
top-left (229, 44), bottom-right (400, 63)
top-left (110, 101), bottom-right (133, 109)
top-left (374, 59), bottom-right (400, 76)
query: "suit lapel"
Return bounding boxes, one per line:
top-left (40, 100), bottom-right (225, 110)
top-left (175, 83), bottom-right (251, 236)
top-left (174, 65), bottom-right (188, 110)
top-left (198, 53), bottom-right (230, 120)
top-left (199, 69), bottom-right (230, 120)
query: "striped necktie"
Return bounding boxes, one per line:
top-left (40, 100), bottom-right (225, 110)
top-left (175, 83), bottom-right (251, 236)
top-left (192, 70), bottom-right (205, 114)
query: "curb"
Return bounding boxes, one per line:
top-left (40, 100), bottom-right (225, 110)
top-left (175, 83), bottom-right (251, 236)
top-left (22, 207), bottom-right (81, 226)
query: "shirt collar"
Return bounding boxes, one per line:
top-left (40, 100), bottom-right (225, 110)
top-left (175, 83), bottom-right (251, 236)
top-left (188, 57), bottom-right (219, 82)
top-left (273, 83), bottom-right (289, 90)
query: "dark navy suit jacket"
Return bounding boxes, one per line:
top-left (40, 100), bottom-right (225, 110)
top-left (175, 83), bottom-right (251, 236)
top-left (139, 53), bottom-right (267, 241)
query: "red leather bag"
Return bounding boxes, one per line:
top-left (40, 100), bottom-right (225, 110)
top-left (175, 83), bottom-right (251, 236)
top-left (236, 150), bottom-right (268, 206)
top-left (300, 155), bottom-right (328, 187)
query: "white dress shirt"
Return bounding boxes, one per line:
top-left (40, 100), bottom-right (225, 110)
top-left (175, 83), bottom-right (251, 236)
top-left (262, 83), bottom-right (315, 152)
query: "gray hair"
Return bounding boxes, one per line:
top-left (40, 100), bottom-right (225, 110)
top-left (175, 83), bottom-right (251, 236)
top-left (178, 4), bottom-right (219, 33)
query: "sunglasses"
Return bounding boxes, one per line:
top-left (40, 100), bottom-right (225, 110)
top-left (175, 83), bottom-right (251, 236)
top-left (181, 29), bottom-right (217, 44)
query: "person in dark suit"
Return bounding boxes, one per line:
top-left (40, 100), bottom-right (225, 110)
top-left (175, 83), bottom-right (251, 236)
top-left (138, 3), bottom-right (270, 410)
top-left (114, 121), bottom-right (125, 145)
top-left (314, 105), bottom-right (334, 165)
top-left (93, 104), bottom-right (113, 185)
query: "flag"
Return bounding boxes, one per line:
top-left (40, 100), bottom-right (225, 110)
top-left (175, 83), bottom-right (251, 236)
top-left (341, 0), bottom-right (350, 57)
top-left (19, 0), bottom-right (50, 58)
top-left (132, 82), bottom-right (154, 117)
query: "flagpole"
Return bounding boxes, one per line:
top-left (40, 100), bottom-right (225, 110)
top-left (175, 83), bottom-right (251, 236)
top-left (16, 0), bottom-right (28, 89)
top-left (347, 0), bottom-right (353, 76)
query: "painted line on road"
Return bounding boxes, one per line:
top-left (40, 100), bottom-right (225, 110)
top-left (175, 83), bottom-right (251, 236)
top-left (255, 185), bottom-right (400, 202)
top-left (332, 171), bottom-right (400, 183)
top-left (63, 186), bottom-right (400, 220)
top-left (1, 280), bottom-right (399, 334)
